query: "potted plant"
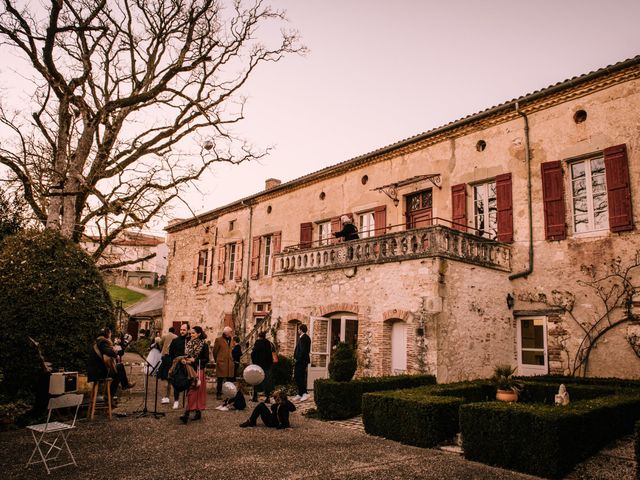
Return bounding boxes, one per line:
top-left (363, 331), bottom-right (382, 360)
top-left (492, 364), bottom-right (522, 402)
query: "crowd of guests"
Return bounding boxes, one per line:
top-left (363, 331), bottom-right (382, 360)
top-left (88, 321), bottom-right (312, 430)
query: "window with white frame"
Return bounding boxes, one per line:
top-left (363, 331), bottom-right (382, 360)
top-left (253, 302), bottom-right (271, 323)
top-left (473, 181), bottom-right (497, 239)
top-left (358, 211), bottom-right (375, 238)
top-left (196, 249), bottom-right (208, 285)
top-left (227, 243), bottom-right (236, 280)
top-left (318, 221), bottom-right (331, 246)
top-left (262, 235), bottom-right (272, 276)
top-left (570, 156), bottom-right (608, 233)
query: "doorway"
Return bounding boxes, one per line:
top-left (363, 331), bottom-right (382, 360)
top-left (390, 321), bottom-right (407, 373)
top-left (516, 317), bottom-right (548, 376)
top-left (406, 189), bottom-right (433, 229)
top-left (308, 314), bottom-right (358, 389)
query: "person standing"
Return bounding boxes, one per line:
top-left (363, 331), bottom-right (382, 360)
top-left (213, 326), bottom-right (235, 400)
top-left (168, 323), bottom-right (189, 409)
top-left (159, 327), bottom-right (177, 404)
top-left (179, 326), bottom-right (209, 424)
top-left (292, 324), bottom-right (311, 402)
top-left (231, 336), bottom-right (242, 379)
top-left (250, 331), bottom-right (273, 403)
top-left (87, 327), bottom-right (135, 401)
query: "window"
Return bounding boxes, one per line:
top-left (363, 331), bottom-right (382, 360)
top-left (473, 181), bottom-right (497, 239)
top-left (227, 243), bottom-right (236, 280)
top-left (318, 221), bottom-right (331, 246)
top-left (229, 220), bottom-right (235, 231)
top-left (253, 302), bottom-right (271, 324)
top-left (570, 156), bottom-right (608, 233)
top-left (196, 249), bottom-right (208, 285)
top-left (358, 212), bottom-right (375, 238)
top-left (516, 317), bottom-right (548, 376)
top-left (406, 189), bottom-right (433, 229)
top-left (262, 235), bottom-right (272, 276)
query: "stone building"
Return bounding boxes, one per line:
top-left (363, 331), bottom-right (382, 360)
top-left (164, 56), bottom-right (640, 386)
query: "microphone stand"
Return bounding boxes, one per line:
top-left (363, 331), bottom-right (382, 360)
top-left (133, 356), bottom-right (165, 419)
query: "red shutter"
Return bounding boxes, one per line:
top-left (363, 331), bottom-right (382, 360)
top-left (234, 241), bottom-right (243, 281)
top-left (217, 244), bottom-right (226, 284)
top-left (496, 173), bottom-right (514, 243)
top-left (300, 222), bottom-right (313, 249)
top-left (331, 216), bottom-right (341, 243)
top-left (374, 206), bottom-right (387, 236)
top-left (451, 184), bottom-right (467, 232)
top-left (604, 144), bottom-right (633, 233)
top-left (224, 313), bottom-right (234, 329)
top-left (250, 236), bottom-right (261, 279)
top-left (272, 231), bottom-right (281, 273)
top-left (191, 253), bottom-right (199, 286)
top-left (541, 161), bottom-right (566, 240)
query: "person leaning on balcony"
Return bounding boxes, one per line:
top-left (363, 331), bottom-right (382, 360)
top-left (334, 215), bottom-right (359, 241)
top-left (213, 326), bottom-right (235, 400)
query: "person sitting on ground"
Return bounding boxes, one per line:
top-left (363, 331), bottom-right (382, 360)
top-left (239, 390), bottom-right (296, 429)
top-left (216, 382), bottom-right (247, 412)
top-left (333, 215), bottom-right (359, 241)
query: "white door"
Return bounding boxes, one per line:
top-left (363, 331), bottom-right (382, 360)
top-left (307, 316), bottom-right (330, 389)
top-left (391, 321), bottom-right (407, 373)
top-left (517, 317), bottom-right (548, 376)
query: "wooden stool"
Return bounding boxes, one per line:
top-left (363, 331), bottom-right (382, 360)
top-left (87, 378), bottom-right (112, 420)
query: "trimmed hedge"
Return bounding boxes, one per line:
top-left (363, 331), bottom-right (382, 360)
top-left (460, 395), bottom-right (640, 478)
top-left (517, 375), bottom-right (640, 390)
top-left (314, 374), bottom-right (436, 420)
top-left (362, 381), bottom-right (492, 447)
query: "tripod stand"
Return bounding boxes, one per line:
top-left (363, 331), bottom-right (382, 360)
top-left (133, 356), bottom-right (165, 419)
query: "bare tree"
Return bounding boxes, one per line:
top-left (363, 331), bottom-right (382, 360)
top-left (0, 0), bottom-right (304, 261)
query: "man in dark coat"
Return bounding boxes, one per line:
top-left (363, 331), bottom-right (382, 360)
top-left (292, 324), bottom-right (311, 401)
top-left (168, 323), bottom-right (189, 409)
top-left (251, 331), bottom-right (274, 403)
top-left (87, 327), bottom-right (135, 399)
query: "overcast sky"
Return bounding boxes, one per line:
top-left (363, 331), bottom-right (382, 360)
top-left (174, 0), bottom-right (640, 228)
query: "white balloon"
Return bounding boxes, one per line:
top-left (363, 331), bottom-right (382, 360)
top-left (243, 364), bottom-right (265, 386)
top-left (222, 381), bottom-right (238, 399)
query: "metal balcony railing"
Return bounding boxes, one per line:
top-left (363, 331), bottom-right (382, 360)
top-left (274, 220), bottom-right (511, 275)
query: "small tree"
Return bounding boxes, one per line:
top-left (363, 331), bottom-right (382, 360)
top-left (0, 230), bottom-right (115, 401)
top-left (328, 342), bottom-right (357, 382)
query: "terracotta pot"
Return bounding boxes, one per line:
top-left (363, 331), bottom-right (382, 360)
top-left (496, 389), bottom-right (518, 402)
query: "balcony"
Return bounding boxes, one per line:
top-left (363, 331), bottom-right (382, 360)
top-left (274, 223), bottom-right (511, 276)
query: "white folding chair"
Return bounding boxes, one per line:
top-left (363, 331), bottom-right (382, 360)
top-left (26, 393), bottom-right (83, 474)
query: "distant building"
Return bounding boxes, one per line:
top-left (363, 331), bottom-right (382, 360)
top-left (164, 56), bottom-right (640, 386)
top-left (82, 230), bottom-right (168, 288)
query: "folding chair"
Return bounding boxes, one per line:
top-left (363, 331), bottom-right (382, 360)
top-left (26, 393), bottom-right (83, 474)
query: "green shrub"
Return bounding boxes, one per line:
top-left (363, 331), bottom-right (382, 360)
top-left (362, 381), bottom-right (492, 447)
top-left (460, 395), bottom-right (640, 478)
top-left (328, 342), bottom-right (357, 382)
top-left (314, 374), bottom-right (436, 420)
top-left (271, 354), bottom-right (294, 387)
top-left (518, 382), bottom-right (617, 404)
top-left (0, 230), bottom-right (115, 402)
top-left (516, 375), bottom-right (640, 390)
top-left (126, 337), bottom-right (152, 357)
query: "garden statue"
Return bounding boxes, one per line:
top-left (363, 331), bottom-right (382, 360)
top-left (554, 384), bottom-right (570, 406)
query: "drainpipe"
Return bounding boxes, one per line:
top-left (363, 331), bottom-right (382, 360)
top-left (242, 200), bottom-right (254, 337)
top-left (509, 102), bottom-right (534, 281)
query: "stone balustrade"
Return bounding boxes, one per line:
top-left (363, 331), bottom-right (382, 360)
top-left (274, 225), bottom-right (511, 275)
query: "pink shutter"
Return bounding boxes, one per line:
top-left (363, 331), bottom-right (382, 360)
top-left (250, 236), bottom-right (261, 280)
top-left (191, 253), bottom-right (199, 286)
top-left (496, 173), bottom-right (514, 243)
top-left (374, 205), bottom-right (387, 236)
top-left (451, 184), bottom-right (467, 232)
top-left (272, 231), bottom-right (281, 273)
top-left (541, 161), bottom-right (566, 240)
top-left (217, 245), bottom-right (226, 284)
top-left (604, 144), bottom-right (633, 233)
top-left (331, 217), bottom-right (341, 244)
top-left (234, 241), bottom-right (243, 281)
top-left (300, 222), bottom-right (313, 249)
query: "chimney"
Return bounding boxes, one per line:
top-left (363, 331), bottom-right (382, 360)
top-left (265, 178), bottom-right (282, 190)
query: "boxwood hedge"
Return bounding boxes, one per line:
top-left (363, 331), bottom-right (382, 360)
top-left (313, 374), bottom-right (436, 420)
top-left (635, 420), bottom-right (640, 480)
top-left (460, 395), bottom-right (640, 478)
top-left (362, 381), bottom-right (493, 447)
